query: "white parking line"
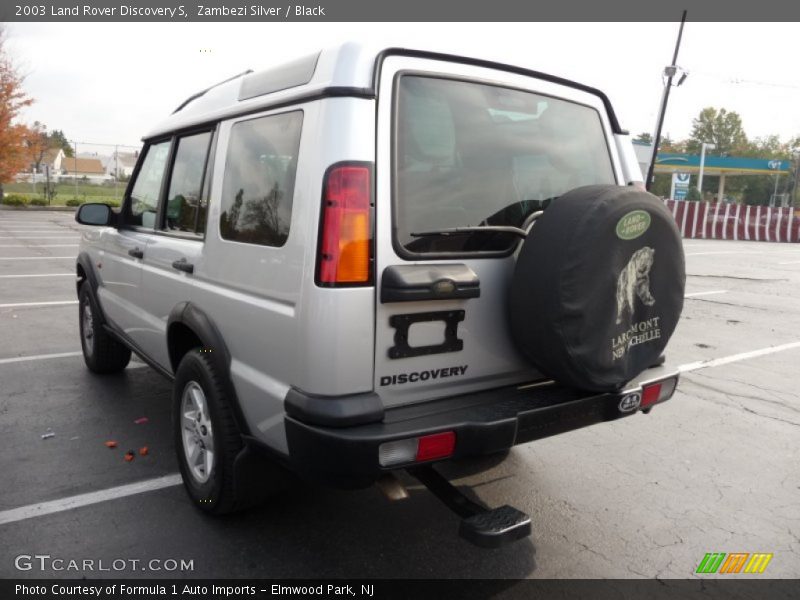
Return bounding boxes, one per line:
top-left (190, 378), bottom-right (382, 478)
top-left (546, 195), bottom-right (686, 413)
top-left (684, 290), bottom-right (728, 298)
top-left (679, 341), bottom-right (800, 373)
top-left (0, 236), bottom-right (80, 240)
top-left (685, 251), bottom-right (764, 256)
top-left (0, 300), bottom-right (78, 308)
top-left (0, 231), bottom-right (76, 234)
top-left (0, 244), bottom-right (78, 248)
top-left (778, 260), bottom-right (800, 265)
top-left (0, 474), bottom-right (183, 526)
top-left (0, 273), bottom-right (74, 279)
top-left (0, 351), bottom-right (82, 365)
top-left (0, 256), bottom-right (75, 260)
top-left (0, 351), bottom-right (148, 367)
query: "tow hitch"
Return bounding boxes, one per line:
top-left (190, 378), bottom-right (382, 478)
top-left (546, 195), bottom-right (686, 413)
top-left (408, 465), bottom-right (531, 548)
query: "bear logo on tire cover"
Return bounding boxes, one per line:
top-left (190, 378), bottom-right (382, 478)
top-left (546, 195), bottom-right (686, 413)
top-left (615, 246), bottom-right (656, 325)
top-left (508, 184), bottom-right (685, 392)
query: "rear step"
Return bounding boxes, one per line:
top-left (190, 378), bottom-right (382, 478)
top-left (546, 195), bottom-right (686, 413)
top-left (408, 465), bottom-right (531, 549)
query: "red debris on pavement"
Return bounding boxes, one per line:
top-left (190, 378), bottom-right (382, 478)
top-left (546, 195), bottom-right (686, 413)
top-left (105, 440), bottom-right (118, 449)
top-left (139, 446), bottom-right (149, 456)
top-left (124, 451), bottom-right (135, 462)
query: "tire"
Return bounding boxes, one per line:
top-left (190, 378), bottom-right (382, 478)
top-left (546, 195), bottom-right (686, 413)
top-left (173, 349), bottom-right (289, 515)
top-left (509, 185), bottom-right (685, 392)
top-left (78, 282), bottom-right (131, 374)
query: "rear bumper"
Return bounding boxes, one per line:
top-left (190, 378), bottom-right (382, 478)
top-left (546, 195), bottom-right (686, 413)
top-left (284, 367), bottom-right (679, 488)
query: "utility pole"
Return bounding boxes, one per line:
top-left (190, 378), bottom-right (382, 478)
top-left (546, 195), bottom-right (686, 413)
top-left (73, 141), bottom-right (78, 200)
top-left (646, 11), bottom-right (688, 192)
top-left (114, 145), bottom-right (119, 203)
top-left (45, 165), bottom-right (51, 205)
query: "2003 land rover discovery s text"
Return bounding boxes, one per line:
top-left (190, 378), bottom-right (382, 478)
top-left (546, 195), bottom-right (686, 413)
top-left (74, 43), bottom-right (685, 548)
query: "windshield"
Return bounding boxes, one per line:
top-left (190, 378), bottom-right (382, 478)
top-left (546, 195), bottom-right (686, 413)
top-left (393, 75), bottom-right (616, 255)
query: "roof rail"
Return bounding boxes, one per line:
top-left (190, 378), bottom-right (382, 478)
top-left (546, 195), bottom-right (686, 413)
top-left (172, 69), bottom-right (254, 114)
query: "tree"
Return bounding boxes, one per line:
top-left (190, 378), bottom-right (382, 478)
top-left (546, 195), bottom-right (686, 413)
top-left (736, 135), bottom-right (793, 205)
top-left (634, 132), bottom-right (652, 144)
top-left (686, 107), bottom-right (748, 157)
top-left (48, 129), bottom-right (73, 157)
top-left (0, 27), bottom-right (33, 199)
top-left (24, 121), bottom-right (50, 171)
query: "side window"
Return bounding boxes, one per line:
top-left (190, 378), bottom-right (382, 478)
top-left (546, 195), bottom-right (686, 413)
top-left (219, 111), bottom-right (303, 247)
top-left (163, 131), bottom-right (212, 237)
top-left (128, 141), bottom-right (170, 229)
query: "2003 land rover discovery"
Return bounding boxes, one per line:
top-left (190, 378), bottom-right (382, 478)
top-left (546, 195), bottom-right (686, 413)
top-left (75, 43), bottom-right (685, 547)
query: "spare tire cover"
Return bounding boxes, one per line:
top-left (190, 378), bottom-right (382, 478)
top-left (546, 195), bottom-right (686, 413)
top-left (509, 185), bottom-right (685, 392)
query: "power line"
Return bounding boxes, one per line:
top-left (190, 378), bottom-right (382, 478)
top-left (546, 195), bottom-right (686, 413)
top-left (690, 70), bottom-right (800, 91)
top-left (68, 140), bottom-right (140, 149)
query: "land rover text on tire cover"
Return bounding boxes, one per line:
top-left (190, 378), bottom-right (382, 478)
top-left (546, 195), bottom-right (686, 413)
top-left (74, 44), bottom-right (685, 548)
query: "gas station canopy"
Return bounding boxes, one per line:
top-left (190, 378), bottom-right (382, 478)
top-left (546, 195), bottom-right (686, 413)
top-left (654, 153), bottom-right (791, 176)
top-left (631, 143), bottom-right (794, 204)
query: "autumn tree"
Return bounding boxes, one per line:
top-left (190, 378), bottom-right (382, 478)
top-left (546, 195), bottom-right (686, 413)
top-left (659, 135), bottom-right (686, 154)
top-left (0, 27), bottom-right (33, 199)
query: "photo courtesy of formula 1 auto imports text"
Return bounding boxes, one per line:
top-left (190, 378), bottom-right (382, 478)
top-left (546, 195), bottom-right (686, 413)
top-left (0, 1), bottom-right (798, 598)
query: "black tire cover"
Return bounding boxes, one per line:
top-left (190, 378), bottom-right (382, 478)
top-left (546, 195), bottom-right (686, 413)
top-left (509, 185), bottom-right (685, 392)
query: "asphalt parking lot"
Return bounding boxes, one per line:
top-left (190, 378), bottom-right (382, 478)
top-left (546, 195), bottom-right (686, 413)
top-left (0, 209), bottom-right (798, 580)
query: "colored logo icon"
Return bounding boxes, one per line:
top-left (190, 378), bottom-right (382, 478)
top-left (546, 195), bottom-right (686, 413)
top-left (696, 552), bottom-right (773, 574)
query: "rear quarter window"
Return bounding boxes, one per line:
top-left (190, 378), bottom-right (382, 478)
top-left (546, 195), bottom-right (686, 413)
top-left (393, 75), bottom-right (616, 256)
top-left (219, 110), bottom-right (303, 247)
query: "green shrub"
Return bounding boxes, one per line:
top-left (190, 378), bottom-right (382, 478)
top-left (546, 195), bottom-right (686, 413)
top-left (686, 187), bottom-right (702, 202)
top-left (29, 198), bottom-right (47, 206)
top-left (65, 198), bottom-right (83, 207)
top-left (1, 194), bottom-right (27, 206)
top-left (106, 200), bottom-right (121, 208)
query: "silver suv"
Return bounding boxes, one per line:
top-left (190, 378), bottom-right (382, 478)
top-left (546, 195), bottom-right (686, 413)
top-left (75, 43), bottom-right (685, 547)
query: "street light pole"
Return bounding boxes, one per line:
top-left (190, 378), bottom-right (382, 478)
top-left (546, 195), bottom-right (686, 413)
top-left (698, 142), bottom-right (715, 199)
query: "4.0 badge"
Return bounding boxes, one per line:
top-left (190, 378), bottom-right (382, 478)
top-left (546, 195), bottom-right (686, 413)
top-left (618, 392), bottom-right (642, 413)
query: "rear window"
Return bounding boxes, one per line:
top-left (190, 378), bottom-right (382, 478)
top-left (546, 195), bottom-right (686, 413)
top-left (394, 75), bottom-right (616, 255)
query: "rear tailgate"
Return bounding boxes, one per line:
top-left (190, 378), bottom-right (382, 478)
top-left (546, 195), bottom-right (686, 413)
top-left (374, 54), bottom-right (625, 408)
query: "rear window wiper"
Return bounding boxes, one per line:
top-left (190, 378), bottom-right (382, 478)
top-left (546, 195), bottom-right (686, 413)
top-left (410, 225), bottom-right (528, 239)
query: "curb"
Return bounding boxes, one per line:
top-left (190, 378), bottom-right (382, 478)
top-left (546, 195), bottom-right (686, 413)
top-left (0, 206), bottom-right (77, 212)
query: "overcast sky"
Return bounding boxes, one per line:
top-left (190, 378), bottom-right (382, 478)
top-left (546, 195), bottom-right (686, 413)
top-left (4, 22), bottom-right (800, 153)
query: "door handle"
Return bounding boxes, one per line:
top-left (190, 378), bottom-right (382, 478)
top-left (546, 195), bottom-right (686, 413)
top-left (128, 248), bottom-right (144, 259)
top-left (380, 264), bottom-right (480, 303)
top-left (171, 259), bottom-right (194, 274)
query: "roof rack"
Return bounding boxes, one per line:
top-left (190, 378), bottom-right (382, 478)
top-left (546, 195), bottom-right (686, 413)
top-left (172, 69), bottom-right (254, 114)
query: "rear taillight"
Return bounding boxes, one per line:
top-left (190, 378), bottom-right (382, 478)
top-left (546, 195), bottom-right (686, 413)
top-left (415, 431), bottom-right (456, 462)
top-left (378, 431), bottom-right (457, 467)
top-left (641, 376), bottom-right (678, 408)
top-left (317, 163), bottom-right (372, 285)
